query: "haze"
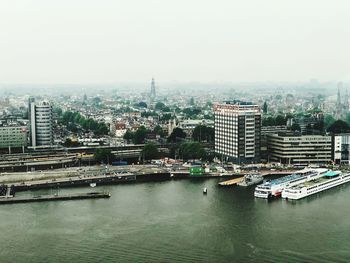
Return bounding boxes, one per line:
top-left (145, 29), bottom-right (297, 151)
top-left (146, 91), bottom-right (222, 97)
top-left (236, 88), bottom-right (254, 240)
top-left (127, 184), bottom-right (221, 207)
top-left (0, 0), bottom-right (349, 84)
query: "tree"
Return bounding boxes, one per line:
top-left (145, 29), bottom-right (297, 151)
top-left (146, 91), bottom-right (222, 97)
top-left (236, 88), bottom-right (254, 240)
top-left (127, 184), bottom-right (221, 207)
top-left (290, 123), bottom-right (301, 132)
top-left (142, 143), bottom-right (159, 160)
top-left (155, 102), bottom-right (166, 111)
top-left (94, 149), bottom-right (115, 164)
top-left (180, 142), bottom-right (206, 160)
top-left (275, 115), bottom-right (286, 125)
top-left (263, 101), bottom-right (268, 114)
top-left (168, 128), bottom-right (187, 143)
top-left (153, 125), bottom-right (166, 137)
top-left (133, 126), bottom-right (148, 144)
top-left (327, 120), bottom-right (350, 134)
top-left (138, 101), bottom-right (148, 108)
top-left (192, 125), bottom-right (214, 142)
top-left (123, 130), bottom-right (134, 143)
top-left (324, 115), bottom-right (336, 129)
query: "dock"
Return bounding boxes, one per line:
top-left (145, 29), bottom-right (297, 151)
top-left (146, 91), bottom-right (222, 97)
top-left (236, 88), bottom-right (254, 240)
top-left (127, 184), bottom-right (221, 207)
top-left (218, 177), bottom-right (244, 186)
top-left (0, 192), bottom-right (111, 205)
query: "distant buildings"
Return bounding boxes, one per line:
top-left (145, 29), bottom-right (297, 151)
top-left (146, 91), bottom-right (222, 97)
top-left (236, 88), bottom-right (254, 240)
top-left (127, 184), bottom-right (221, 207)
top-left (267, 133), bottom-right (332, 165)
top-left (214, 100), bottom-right (261, 163)
top-left (29, 100), bottom-right (53, 147)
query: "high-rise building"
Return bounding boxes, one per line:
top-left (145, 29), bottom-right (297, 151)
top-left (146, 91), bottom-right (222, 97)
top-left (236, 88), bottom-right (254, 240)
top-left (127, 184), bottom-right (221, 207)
top-left (30, 101), bottom-right (53, 147)
top-left (214, 100), bottom-right (261, 163)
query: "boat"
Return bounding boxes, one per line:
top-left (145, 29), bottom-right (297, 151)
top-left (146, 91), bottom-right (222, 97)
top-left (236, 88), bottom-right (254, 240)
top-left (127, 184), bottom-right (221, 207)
top-left (254, 168), bottom-right (328, 199)
top-left (281, 171), bottom-right (350, 200)
top-left (203, 187), bottom-right (207, 194)
top-left (237, 174), bottom-right (263, 187)
top-left (90, 183), bottom-right (97, 187)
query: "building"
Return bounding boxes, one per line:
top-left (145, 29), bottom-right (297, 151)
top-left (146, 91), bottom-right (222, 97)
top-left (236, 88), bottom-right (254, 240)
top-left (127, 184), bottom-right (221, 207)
top-left (214, 100), bottom-right (261, 163)
top-left (30, 101), bottom-right (53, 147)
top-left (267, 133), bottom-right (332, 165)
top-left (332, 134), bottom-right (350, 165)
top-left (177, 119), bottom-right (214, 138)
top-left (0, 125), bottom-right (27, 149)
top-left (115, 123), bottom-right (127, 138)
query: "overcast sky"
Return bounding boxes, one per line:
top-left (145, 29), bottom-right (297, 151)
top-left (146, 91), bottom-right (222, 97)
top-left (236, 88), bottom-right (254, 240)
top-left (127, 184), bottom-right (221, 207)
top-left (0, 0), bottom-right (349, 84)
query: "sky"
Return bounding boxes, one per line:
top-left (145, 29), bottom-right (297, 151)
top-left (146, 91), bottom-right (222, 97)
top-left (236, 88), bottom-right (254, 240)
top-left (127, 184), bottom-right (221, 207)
top-left (0, 0), bottom-right (350, 84)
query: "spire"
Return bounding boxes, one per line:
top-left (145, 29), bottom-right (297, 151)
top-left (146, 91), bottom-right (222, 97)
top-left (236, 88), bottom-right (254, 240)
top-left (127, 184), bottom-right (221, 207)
top-left (345, 87), bottom-right (349, 111)
top-left (150, 78), bottom-right (156, 101)
top-left (337, 83), bottom-right (342, 107)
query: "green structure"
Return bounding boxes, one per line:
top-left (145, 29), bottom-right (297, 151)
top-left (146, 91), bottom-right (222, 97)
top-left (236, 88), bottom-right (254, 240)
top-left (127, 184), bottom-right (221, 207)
top-left (189, 167), bottom-right (204, 176)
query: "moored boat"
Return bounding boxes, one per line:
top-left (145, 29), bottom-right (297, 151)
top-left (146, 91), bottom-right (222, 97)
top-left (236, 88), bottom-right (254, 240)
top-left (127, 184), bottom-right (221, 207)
top-left (282, 171), bottom-right (350, 200)
top-left (237, 173), bottom-right (263, 187)
top-left (254, 168), bottom-right (328, 199)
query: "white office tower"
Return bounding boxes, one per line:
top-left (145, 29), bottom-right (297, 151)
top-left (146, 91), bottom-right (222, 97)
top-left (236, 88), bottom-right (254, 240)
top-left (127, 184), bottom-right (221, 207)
top-left (30, 101), bottom-right (53, 147)
top-left (214, 100), bottom-right (261, 163)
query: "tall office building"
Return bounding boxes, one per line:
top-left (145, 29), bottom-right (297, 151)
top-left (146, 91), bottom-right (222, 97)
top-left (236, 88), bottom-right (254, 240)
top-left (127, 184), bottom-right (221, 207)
top-left (214, 100), bottom-right (261, 163)
top-left (30, 101), bottom-right (53, 147)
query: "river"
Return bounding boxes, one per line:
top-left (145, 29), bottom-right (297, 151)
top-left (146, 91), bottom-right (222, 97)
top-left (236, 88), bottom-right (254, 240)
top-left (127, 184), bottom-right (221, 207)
top-left (1, 178), bottom-right (350, 262)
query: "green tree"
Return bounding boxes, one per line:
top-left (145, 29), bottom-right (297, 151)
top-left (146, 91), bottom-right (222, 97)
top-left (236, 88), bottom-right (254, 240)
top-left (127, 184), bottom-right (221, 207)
top-left (263, 101), bottom-right (268, 114)
top-left (324, 115), bottom-right (336, 129)
top-left (180, 142), bottom-right (206, 160)
top-left (290, 123), bottom-right (301, 132)
top-left (327, 120), bottom-right (350, 134)
top-left (275, 115), bottom-right (286, 125)
top-left (123, 130), bottom-right (134, 143)
top-left (142, 143), bottom-right (160, 160)
top-left (138, 101), bottom-right (148, 108)
top-left (192, 125), bottom-right (214, 142)
top-left (168, 128), bottom-right (187, 143)
top-left (133, 126), bottom-right (148, 144)
top-left (155, 102), bottom-right (166, 111)
top-left (153, 125), bottom-right (166, 137)
top-left (94, 149), bottom-right (115, 164)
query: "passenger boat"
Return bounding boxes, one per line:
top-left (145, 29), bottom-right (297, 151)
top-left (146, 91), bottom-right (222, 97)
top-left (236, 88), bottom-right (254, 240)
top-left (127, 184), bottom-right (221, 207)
top-left (281, 171), bottom-right (350, 200)
top-left (254, 168), bottom-right (328, 199)
top-left (237, 173), bottom-right (263, 187)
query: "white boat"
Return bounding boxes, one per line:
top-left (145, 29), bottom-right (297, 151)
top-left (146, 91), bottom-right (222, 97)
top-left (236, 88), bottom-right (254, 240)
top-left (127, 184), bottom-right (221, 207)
top-left (282, 171), bottom-right (350, 200)
top-left (237, 174), bottom-right (263, 187)
top-left (90, 183), bottom-right (97, 187)
top-left (254, 168), bottom-right (328, 199)
top-left (203, 187), bottom-right (207, 194)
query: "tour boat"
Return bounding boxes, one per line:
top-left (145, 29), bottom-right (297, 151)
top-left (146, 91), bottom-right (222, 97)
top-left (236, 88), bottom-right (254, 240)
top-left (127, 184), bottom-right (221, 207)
top-left (254, 168), bottom-right (328, 199)
top-left (282, 171), bottom-right (350, 200)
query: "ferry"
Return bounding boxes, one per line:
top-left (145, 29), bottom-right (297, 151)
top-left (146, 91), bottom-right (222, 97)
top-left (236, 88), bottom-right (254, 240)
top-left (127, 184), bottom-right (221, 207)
top-left (254, 168), bottom-right (328, 199)
top-left (282, 170), bottom-right (350, 200)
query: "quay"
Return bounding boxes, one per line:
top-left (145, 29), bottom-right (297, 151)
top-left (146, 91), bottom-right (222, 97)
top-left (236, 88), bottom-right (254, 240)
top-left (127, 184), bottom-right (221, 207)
top-left (0, 192), bottom-right (111, 205)
top-left (11, 173), bottom-right (136, 191)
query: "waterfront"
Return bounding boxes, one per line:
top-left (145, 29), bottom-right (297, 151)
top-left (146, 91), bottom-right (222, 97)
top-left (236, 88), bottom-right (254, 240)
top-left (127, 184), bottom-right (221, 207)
top-left (1, 179), bottom-right (350, 262)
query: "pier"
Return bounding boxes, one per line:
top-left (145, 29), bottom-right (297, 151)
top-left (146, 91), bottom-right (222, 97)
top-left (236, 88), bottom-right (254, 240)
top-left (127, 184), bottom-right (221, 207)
top-left (218, 170), bottom-right (296, 186)
top-left (0, 192), bottom-right (111, 205)
top-left (218, 177), bottom-right (244, 186)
